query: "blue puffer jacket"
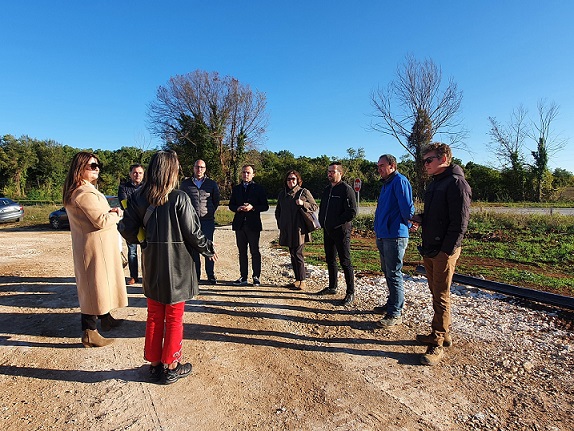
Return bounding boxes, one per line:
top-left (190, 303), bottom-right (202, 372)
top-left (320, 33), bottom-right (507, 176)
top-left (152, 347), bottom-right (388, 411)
top-left (374, 171), bottom-right (415, 239)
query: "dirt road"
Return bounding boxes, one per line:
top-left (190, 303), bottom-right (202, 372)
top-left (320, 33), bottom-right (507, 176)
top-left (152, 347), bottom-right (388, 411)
top-left (0, 219), bottom-right (572, 430)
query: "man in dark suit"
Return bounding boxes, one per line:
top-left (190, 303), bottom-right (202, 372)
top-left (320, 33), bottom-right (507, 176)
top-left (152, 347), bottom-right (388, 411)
top-left (229, 164), bottom-right (269, 286)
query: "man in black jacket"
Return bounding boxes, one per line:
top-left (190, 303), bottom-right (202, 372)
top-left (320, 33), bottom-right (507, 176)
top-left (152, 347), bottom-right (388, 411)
top-left (118, 163), bottom-right (145, 285)
top-left (180, 159), bottom-right (220, 284)
top-left (229, 164), bottom-right (269, 286)
top-left (316, 162), bottom-right (357, 306)
top-left (410, 142), bottom-right (471, 366)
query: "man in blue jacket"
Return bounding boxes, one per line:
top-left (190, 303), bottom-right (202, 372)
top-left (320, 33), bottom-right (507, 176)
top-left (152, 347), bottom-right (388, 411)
top-left (374, 154), bottom-right (415, 327)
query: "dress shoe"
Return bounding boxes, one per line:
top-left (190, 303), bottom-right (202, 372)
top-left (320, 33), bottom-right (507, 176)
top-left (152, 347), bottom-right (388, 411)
top-left (127, 277), bottom-right (136, 285)
top-left (207, 277), bottom-right (217, 285)
top-left (316, 287), bottom-right (337, 295)
top-left (252, 276), bottom-right (261, 286)
top-left (100, 314), bottom-right (124, 332)
top-left (81, 329), bottom-right (114, 348)
top-left (233, 277), bottom-right (248, 286)
top-left (341, 293), bottom-right (354, 306)
top-left (164, 362), bottom-right (192, 385)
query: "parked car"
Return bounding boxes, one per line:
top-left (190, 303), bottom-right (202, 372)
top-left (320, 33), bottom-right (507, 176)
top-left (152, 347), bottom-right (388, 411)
top-left (49, 196), bottom-right (121, 229)
top-left (0, 198), bottom-right (24, 223)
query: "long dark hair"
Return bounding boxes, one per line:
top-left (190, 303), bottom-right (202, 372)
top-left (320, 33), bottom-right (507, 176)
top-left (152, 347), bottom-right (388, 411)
top-left (143, 150), bottom-right (180, 207)
top-left (62, 152), bottom-right (101, 205)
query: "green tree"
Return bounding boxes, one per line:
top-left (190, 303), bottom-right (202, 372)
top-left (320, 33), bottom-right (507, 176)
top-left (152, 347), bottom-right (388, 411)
top-left (0, 135), bottom-right (38, 198)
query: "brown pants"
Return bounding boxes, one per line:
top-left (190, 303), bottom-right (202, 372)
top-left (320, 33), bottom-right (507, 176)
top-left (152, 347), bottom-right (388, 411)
top-left (423, 247), bottom-right (461, 346)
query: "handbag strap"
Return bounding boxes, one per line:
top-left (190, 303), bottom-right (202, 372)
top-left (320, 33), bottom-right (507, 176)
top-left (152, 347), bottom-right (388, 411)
top-left (295, 188), bottom-right (305, 201)
top-left (143, 205), bottom-right (156, 228)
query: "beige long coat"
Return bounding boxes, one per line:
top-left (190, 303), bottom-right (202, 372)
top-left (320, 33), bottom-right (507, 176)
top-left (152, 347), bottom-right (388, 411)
top-left (66, 183), bottom-right (128, 315)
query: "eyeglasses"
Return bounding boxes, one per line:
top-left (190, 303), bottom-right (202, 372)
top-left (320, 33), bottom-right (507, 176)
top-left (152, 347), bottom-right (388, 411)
top-left (423, 156), bottom-right (440, 165)
top-left (86, 162), bottom-right (101, 171)
top-left (286, 177), bottom-right (297, 181)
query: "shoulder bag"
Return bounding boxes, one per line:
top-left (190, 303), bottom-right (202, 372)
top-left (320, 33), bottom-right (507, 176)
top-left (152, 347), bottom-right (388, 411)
top-left (296, 189), bottom-right (321, 233)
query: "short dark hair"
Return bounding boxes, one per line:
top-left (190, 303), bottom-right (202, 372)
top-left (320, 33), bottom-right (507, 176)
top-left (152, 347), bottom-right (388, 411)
top-left (378, 154), bottom-right (397, 167)
top-left (422, 142), bottom-right (452, 164)
top-left (242, 164), bottom-right (255, 173)
top-left (129, 163), bottom-right (144, 172)
top-left (329, 161), bottom-right (343, 174)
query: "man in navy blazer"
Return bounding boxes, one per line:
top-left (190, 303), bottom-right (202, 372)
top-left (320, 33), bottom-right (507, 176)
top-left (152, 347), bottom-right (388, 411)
top-left (229, 164), bottom-right (269, 286)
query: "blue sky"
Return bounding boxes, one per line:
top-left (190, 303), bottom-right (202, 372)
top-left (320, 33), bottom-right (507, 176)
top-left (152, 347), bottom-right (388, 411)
top-left (1, 1), bottom-right (573, 173)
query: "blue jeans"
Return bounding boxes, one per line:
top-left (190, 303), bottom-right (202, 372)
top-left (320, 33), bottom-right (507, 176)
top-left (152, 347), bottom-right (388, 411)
top-left (376, 237), bottom-right (408, 317)
top-left (127, 242), bottom-right (139, 279)
top-left (192, 219), bottom-right (216, 280)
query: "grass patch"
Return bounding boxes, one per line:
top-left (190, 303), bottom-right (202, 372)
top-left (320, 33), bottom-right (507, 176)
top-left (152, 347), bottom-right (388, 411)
top-left (299, 212), bottom-right (574, 297)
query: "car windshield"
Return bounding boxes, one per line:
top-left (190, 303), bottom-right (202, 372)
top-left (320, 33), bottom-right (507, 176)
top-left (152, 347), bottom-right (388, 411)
top-left (0, 199), bottom-right (14, 206)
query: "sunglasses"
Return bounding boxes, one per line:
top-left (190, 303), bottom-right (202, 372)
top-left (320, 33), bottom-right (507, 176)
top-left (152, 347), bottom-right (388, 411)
top-left (423, 156), bottom-right (440, 165)
top-left (86, 162), bottom-right (102, 171)
top-left (287, 177), bottom-right (297, 181)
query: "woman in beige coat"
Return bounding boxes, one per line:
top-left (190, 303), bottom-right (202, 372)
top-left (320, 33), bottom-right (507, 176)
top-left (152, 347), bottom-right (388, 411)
top-left (63, 152), bottom-right (128, 347)
top-left (275, 170), bottom-right (318, 290)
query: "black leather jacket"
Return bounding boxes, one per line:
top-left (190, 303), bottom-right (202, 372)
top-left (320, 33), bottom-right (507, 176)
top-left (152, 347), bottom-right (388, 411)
top-left (119, 189), bottom-right (215, 304)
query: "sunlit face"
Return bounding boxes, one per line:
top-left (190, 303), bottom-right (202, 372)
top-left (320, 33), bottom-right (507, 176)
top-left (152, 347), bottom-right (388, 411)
top-left (82, 157), bottom-right (100, 183)
top-left (242, 166), bottom-right (254, 182)
top-left (377, 157), bottom-right (395, 180)
top-left (194, 160), bottom-right (206, 179)
top-left (327, 165), bottom-right (342, 184)
top-left (423, 151), bottom-right (447, 176)
top-left (130, 167), bottom-right (144, 185)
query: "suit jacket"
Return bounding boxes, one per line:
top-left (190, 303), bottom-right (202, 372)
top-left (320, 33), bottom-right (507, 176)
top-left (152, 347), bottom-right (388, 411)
top-left (229, 181), bottom-right (269, 231)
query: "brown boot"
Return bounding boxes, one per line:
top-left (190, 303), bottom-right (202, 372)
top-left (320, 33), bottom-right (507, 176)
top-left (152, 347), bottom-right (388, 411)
top-left (82, 329), bottom-right (115, 348)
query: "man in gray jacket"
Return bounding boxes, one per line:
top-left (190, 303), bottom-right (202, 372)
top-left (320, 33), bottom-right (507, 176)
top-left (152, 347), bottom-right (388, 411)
top-left (180, 159), bottom-right (220, 284)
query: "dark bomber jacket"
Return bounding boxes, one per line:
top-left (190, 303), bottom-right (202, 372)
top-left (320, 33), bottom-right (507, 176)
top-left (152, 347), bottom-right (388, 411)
top-left (318, 181), bottom-right (357, 231)
top-left (180, 177), bottom-right (220, 220)
top-left (420, 164), bottom-right (472, 256)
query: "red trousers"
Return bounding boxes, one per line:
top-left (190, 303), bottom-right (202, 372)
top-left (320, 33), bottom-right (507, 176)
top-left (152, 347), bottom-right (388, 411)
top-left (144, 298), bottom-right (185, 365)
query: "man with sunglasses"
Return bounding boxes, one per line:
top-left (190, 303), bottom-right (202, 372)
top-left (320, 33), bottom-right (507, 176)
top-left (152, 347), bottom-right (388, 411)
top-left (180, 159), bottom-right (220, 284)
top-left (118, 164), bottom-right (145, 285)
top-left (373, 154), bottom-right (415, 327)
top-left (410, 143), bottom-right (471, 366)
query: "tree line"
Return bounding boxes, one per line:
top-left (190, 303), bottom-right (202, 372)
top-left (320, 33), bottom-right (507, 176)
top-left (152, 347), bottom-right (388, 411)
top-left (1, 134), bottom-right (573, 203)
top-left (2, 57), bottom-right (573, 203)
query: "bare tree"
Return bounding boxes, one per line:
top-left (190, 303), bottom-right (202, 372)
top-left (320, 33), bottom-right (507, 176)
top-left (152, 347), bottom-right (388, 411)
top-left (528, 100), bottom-right (566, 201)
top-left (370, 55), bottom-right (465, 198)
top-left (488, 105), bottom-right (529, 171)
top-left (147, 70), bottom-right (268, 193)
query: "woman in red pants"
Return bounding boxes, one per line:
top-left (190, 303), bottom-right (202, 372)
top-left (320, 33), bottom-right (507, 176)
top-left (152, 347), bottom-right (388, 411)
top-left (120, 150), bottom-right (217, 384)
